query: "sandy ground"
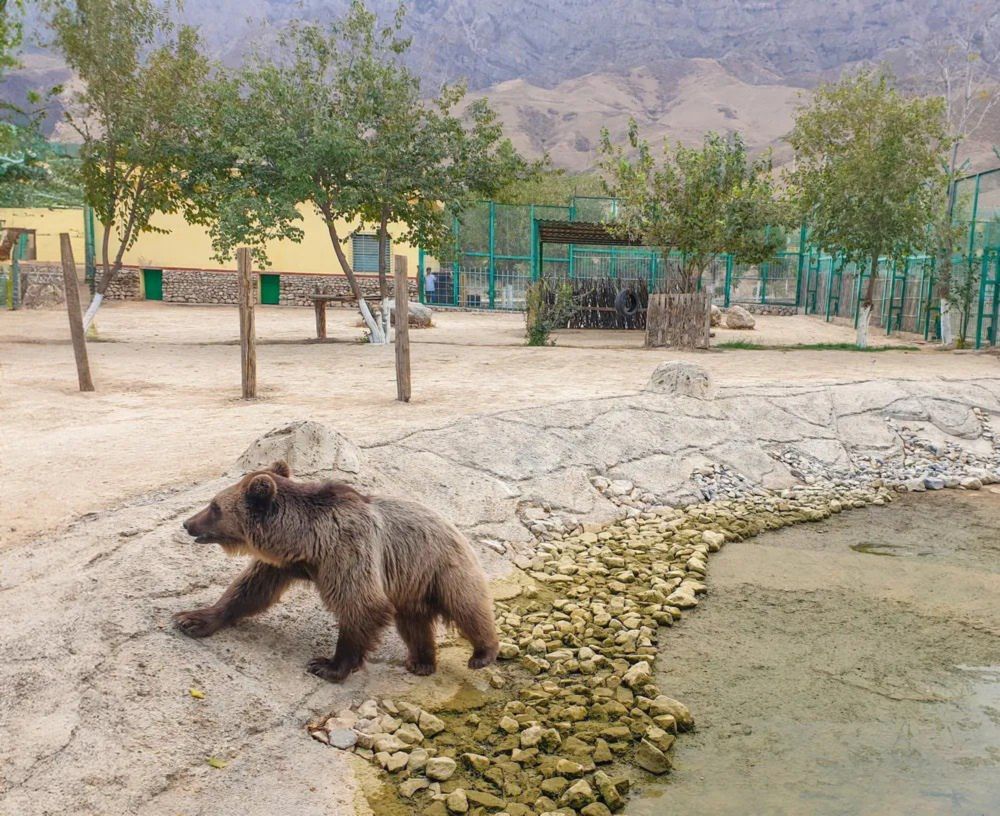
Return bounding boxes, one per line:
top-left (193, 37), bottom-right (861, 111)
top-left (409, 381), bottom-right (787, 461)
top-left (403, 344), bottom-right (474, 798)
top-left (632, 491), bottom-right (1000, 816)
top-left (2, 300), bottom-right (995, 547)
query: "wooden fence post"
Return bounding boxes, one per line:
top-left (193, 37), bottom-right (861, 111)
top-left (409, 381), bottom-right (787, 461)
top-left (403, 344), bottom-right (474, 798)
top-left (394, 254), bottom-right (411, 402)
top-left (237, 247), bottom-right (256, 399)
top-left (60, 233), bottom-right (94, 392)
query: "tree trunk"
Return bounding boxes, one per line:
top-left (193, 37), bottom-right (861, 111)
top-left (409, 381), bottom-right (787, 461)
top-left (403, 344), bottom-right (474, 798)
top-left (939, 140), bottom-right (961, 347)
top-left (320, 209), bottom-right (384, 343)
top-left (393, 255), bottom-right (411, 402)
top-left (60, 233), bottom-right (95, 392)
top-left (857, 253), bottom-right (879, 349)
top-left (377, 208), bottom-right (390, 343)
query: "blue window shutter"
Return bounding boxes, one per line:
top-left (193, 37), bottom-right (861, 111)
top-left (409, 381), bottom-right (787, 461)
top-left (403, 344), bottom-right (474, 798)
top-left (352, 234), bottom-right (391, 273)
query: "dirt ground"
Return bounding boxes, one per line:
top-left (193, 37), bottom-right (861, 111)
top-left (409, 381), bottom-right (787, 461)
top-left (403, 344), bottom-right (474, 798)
top-left (632, 490), bottom-right (1000, 816)
top-left (2, 300), bottom-right (996, 548)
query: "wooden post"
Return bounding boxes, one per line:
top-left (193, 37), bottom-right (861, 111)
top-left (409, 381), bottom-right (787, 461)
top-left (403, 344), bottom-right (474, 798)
top-left (645, 291), bottom-right (711, 349)
top-left (314, 298), bottom-right (327, 339)
top-left (60, 233), bottom-right (95, 392)
top-left (237, 247), bottom-right (256, 399)
top-left (394, 254), bottom-right (411, 402)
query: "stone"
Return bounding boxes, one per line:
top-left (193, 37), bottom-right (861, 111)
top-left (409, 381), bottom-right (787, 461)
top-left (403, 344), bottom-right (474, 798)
top-left (327, 728), bottom-right (358, 750)
top-left (400, 777), bottom-right (430, 798)
top-left (923, 476), bottom-right (946, 490)
top-left (581, 804), bottom-right (613, 816)
top-left (397, 701), bottom-right (423, 723)
top-left (396, 723), bottom-right (425, 745)
top-left (465, 790), bottom-right (506, 809)
top-left (724, 305), bottom-right (755, 329)
top-left (387, 298), bottom-right (434, 328)
top-left (499, 716), bottom-right (520, 734)
top-left (561, 779), bottom-right (596, 809)
top-left (407, 748), bottom-right (430, 772)
top-left (446, 788), bottom-right (469, 813)
top-left (648, 696), bottom-right (694, 730)
top-left (234, 420), bottom-right (361, 478)
top-left (554, 758), bottom-right (584, 777)
top-left (426, 756), bottom-right (457, 781)
top-left (462, 753), bottom-right (490, 772)
top-left (710, 304), bottom-right (722, 326)
top-left (621, 660), bottom-right (652, 688)
top-left (635, 739), bottom-right (672, 774)
top-left (645, 361), bottom-right (715, 400)
top-left (960, 477), bottom-right (983, 490)
top-left (357, 699), bottom-right (379, 719)
top-left (419, 711), bottom-right (446, 737)
top-left (373, 734), bottom-right (406, 753)
top-left (520, 725), bottom-right (544, 747)
top-left (384, 751), bottom-right (409, 772)
top-left (593, 771), bottom-right (625, 810)
top-left (541, 777), bottom-right (569, 796)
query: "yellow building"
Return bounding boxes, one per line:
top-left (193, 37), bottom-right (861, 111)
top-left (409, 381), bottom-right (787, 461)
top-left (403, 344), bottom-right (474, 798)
top-left (0, 205), bottom-right (423, 278)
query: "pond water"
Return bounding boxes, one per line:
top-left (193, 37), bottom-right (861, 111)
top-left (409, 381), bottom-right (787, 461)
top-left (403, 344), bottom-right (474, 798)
top-left (629, 491), bottom-right (1000, 816)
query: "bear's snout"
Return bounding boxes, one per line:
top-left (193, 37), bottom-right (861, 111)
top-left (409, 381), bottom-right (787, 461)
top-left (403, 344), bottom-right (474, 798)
top-left (182, 512), bottom-right (207, 539)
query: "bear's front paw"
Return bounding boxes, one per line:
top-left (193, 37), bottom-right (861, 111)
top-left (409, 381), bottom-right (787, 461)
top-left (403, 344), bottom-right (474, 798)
top-left (405, 657), bottom-right (437, 676)
top-left (307, 656), bottom-right (358, 684)
top-left (173, 608), bottom-right (223, 638)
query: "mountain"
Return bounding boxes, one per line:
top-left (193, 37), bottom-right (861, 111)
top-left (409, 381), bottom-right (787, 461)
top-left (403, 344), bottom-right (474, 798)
top-left (10, 0), bottom-right (1000, 171)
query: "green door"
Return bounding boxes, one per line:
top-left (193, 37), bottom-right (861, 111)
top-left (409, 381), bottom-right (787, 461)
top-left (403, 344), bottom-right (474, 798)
top-left (260, 274), bottom-right (280, 305)
top-left (142, 268), bottom-right (163, 301)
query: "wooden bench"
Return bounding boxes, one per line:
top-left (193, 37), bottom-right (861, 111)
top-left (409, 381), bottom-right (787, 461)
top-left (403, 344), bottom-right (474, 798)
top-left (310, 293), bottom-right (357, 339)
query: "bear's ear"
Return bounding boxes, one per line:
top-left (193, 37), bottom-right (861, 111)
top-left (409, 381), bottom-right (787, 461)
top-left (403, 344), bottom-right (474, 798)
top-left (270, 460), bottom-right (291, 478)
top-left (246, 473), bottom-right (277, 507)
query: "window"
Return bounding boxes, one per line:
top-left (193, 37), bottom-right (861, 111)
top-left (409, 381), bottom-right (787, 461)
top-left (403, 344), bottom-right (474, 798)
top-left (352, 233), bottom-right (390, 273)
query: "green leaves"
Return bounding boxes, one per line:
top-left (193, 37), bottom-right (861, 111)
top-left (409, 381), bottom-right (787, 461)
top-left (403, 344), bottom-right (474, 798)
top-left (600, 125), bottom-right (788, 292)
top-left (787, 69), bottom-right (950, 275)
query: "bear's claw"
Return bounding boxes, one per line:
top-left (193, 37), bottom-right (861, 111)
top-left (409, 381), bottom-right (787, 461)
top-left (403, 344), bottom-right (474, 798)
top-left (173, 609), bottom-right (222, 638)
top-left (307, 656), bottom-right (359, 684)
top-left (405, 658), bottom-right (437, 676)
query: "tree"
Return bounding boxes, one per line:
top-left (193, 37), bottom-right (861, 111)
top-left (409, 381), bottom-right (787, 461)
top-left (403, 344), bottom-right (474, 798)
top-left (920, 14), bottom-right (1000, 344)
top-left (338, 1), bottom-right (525, 340)
top-left (190, 1), bottom-right (524, 344)
top-left (600, 122), bottom-right (787, 295)
top-left (788, 69), bottom-right (950, 347)
top-left (48, 0), bottom-right (210, 328)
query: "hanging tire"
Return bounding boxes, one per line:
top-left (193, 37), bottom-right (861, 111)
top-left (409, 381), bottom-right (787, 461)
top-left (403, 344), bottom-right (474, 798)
top-left (615, 287), bottom-right (640, 318)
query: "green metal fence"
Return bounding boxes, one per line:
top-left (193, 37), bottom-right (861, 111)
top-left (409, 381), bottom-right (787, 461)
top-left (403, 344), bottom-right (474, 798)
top-left (420, 184), bottom-right (1000, 347)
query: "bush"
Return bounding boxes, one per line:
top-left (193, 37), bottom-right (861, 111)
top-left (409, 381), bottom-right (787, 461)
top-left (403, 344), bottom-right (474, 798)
top-left (525, 280), bottom-right (577, 346)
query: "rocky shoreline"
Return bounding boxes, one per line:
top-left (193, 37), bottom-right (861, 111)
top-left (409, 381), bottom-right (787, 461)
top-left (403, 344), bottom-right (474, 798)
top-left (303, 367), bottom-right (1000, 816)
top-left (308, 478), bottom-right (901, 816)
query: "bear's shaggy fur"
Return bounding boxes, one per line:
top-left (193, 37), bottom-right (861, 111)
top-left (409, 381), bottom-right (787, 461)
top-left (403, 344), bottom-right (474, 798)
top-left (174, 461), bottom-right (499, 683)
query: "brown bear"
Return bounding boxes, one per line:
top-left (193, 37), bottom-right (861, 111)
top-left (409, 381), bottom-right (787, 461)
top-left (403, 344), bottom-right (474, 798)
top-left (174, 461), bottom-right (499, 683)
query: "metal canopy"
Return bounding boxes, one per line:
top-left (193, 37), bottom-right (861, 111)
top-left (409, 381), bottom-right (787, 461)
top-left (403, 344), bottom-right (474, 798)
top-left (535, 219), bottom-right (644, 247)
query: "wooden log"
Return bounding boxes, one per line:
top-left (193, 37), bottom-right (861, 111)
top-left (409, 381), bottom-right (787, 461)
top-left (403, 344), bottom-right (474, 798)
top-left (645, 291), bottom-right (711, 349)
top-left (236, 247), bottom-right (256, 399)
top-left (394, 254), bottom-right (411, 402)
top-left (313, 298), bottom-right (327, 339)
top-left (60, 233), bottom-right (95, 392)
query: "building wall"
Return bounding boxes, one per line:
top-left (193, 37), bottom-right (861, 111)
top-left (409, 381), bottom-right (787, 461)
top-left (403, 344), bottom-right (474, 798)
top-left (0, 207), bottom-right (86, 266)
top-left (0, 206), bottom-right (429, 278)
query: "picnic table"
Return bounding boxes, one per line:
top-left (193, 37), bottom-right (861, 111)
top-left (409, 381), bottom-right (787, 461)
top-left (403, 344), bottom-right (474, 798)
top-left (310, 293), bottom-right (357, 339)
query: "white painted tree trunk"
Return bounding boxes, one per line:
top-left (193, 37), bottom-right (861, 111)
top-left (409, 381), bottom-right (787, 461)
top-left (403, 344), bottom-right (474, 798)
top-left (358, 298), bottom-right (384, 344)
top-left (939, 298), bottom-right (954, 346)
top-left (856, 304), bottom-right (872, 349)
top-left (381, 296), bottom-right (391, 345)
top-left (82, 292), bottom-right (104, 331)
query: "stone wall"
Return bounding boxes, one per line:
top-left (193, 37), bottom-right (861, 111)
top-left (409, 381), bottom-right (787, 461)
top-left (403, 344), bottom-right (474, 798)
top-left (9, 263), bottom-right (417, 308)
top-left (735, 302), bottom-right (798, 316)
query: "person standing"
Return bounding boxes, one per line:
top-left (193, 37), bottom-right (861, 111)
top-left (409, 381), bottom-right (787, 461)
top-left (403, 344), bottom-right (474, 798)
top-left (424, 268), bottom-right (437, 303)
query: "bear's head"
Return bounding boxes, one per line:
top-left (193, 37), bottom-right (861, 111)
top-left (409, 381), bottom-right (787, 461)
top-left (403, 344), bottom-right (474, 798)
top-left (182, 460), bottom-right (292, 559)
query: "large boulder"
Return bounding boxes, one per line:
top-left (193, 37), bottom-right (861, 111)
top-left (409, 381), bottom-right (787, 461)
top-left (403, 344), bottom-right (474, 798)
top-left (724, 305), bottom-right (755, 330)
top-left (386, 299), bottom-right (433, 328)
top-left (645, 361), bottom-right (715, 400)
top-left (234, 420), bottom-right (362, 478)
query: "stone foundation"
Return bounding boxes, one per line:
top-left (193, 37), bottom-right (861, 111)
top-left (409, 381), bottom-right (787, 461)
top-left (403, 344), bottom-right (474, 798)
top-left (735, 302), bottom-right (798, 316)
top-left (12, 263), bottom-right (417, 308)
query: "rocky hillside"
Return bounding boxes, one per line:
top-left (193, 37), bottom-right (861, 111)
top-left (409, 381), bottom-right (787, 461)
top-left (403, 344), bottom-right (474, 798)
top-left (12, 0), bottom-right (1000, 170)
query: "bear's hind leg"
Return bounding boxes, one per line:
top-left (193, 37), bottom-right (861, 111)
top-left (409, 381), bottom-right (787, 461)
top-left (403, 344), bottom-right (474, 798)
top-left (440, 583), bottom-right (500, 670)
top-left (308, 603), bottom-right (392, 684)
top-left (395, 611), bottom-right (437, 676)
top-left (174, 561), bottom-right (307, 638)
